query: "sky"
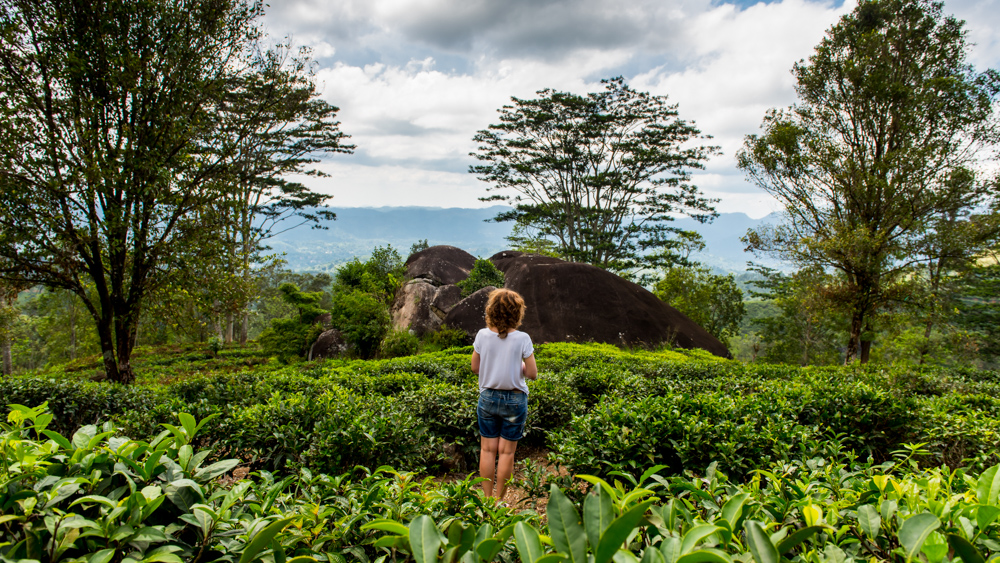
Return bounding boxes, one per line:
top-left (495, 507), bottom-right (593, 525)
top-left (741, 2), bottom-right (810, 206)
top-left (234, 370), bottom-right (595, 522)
top-left (261, 0), bottom-right (1000, 219)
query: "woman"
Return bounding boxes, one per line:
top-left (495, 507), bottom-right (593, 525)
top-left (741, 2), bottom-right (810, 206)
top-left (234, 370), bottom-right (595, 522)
top-left (471, 288), bottom-right (537, 502)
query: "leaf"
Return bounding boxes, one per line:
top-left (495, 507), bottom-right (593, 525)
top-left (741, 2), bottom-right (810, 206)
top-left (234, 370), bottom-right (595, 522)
top-left (857, 505), bottom-right (881, 539)
top-left (898, 513), bottom-right (941, 563)
top-left (976, 505), bottom-right (1000, 532)
top-left (947, 533), bottom-right (986, 563)
top-left (238, 516), bottom-right (295, 563)
top-left (42, 430), bottom-right (73, 451)
top-left (596, 501), bottom-right (655, 563)
top-left (613, 550), bottom-right (641, 563)
top-left (801, 505), bottom-right (822, 527)
top-left (476, 539), bottom-right (502, 562)
top-left (776, 526), bottom-right (824, 554)
top-left (744, 521), bottom-right (778, 563)
top-left (179, 413), bottom-right (197, 440)
top-left (976, 465), bottom-right (1000, 506)
top-left (514, 522), bottom-right (544, 563)
top-left (536, 555), bottom-right (567, 563)
top-left (547, 485), bottom-right (587, 563)
top-left (641, 547), bottom-right (667, 563)
top-left (720, 493), bottom-right (751, 532)
top-left (660, 537), bottom-right (681, 563)
top-left (585, 486), bottom-right (615, 553)
top-left (410, 515), bottom-right (443, 563)
top-left (674, 548), bottom-right (732, 563)
top-left (680, 525), bottom-right (722, 555)
top-left (88, 549), bottom-right (115, 563)
top-left (194, 459), bottom-right (240, 482)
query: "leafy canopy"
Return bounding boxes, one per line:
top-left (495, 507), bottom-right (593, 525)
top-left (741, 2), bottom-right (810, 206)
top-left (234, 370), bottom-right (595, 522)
top-left (471, 77), bottom-right (719, 274)
top-left (737, 0), bottom-right (1000, 363)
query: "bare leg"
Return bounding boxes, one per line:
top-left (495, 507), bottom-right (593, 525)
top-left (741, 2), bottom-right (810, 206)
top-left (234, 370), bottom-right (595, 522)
top-left (494, 438), bottom-right (519, 501)
top-left (480, 437), bottom-right (499, 497)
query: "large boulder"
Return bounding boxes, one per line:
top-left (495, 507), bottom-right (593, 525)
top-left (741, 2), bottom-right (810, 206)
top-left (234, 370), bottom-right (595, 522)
top-left (446, 252), bottom-right (731, 357)
top-left (309, 329), bottom-right (350, 360)
top-left (430, 284), bottom-right (463, 320)
top-left (391, 279), bottom-right (441, 336)
top-left (405, 245), bottom-right (476, 286)
top-left (443, 286), bottom-right (498, 336)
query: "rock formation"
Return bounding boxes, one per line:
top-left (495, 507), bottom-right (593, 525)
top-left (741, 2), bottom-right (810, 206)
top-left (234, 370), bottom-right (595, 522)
top-left (309, 329), bottom-right (350, 360)
top-left (445, 250), bottom-right (731, 357)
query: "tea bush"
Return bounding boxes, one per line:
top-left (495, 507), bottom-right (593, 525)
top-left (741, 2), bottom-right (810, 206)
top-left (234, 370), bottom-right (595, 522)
top-left (0, 404), bottom-right (529, 563)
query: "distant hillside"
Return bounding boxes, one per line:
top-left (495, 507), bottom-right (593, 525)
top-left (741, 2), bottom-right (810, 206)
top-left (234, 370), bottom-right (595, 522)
top-left (269, 206), bottom-right (786, 273)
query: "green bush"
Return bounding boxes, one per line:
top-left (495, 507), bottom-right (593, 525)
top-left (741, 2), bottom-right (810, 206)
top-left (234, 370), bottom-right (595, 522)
top-left (457, 257), bottom-right (505, 297)
top-left (379, 328), bottom-right (420, 358)
top-left (330, 288), bottom-right (391, 359)
top-left (423, 323), bottom-right (472, 350)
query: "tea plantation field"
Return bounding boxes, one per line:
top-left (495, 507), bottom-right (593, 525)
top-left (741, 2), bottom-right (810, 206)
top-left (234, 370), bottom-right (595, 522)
top-left (3, 343), bottom-right (1000, 563)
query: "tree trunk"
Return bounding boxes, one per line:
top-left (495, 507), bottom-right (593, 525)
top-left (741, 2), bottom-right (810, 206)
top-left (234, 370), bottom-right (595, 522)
top-left (240, 312), bottom-right (248, 346)
top-left (225, 312), bottom-right (234, 343)
top-left (70, 298), bottom-right (77, 361)
top-left (859, 340), bottom-right (872, 363)
top-left (845, 311), bottom-right (864, 364)
top-left (2, 333), bottom-right (11, 375)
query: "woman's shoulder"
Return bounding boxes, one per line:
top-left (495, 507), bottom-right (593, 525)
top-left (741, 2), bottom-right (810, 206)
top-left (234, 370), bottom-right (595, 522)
top-left (510, 330), bottom-right (533, 342)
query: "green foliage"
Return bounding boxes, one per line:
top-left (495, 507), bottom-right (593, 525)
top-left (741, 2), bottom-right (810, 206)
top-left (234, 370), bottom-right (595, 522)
top-left (368, 451), bottom-right (1000, 563)
top-left (471, 76), bottom-right (719, 273)
top-left (457, 258), bottom-right (506, 297)
top-left (745, 265), bottom-right (845, 365)
top-left (0, 404), bottom-right (527, 563)
top-left (258, 283), bottom-right (326, 363)
top-left (654, 266), bottom-right (745, 342)
top-left (330, 289), bottom-right (391, 359)
top-left (737, 0), bottom-right (1000, 362)
top-left (410, 239), bottom-right (430, 256)
top-left (422, 324), bottom-right (472, 351)
top-left (956, 263), bottom-right (1000, 364)
top-left (335, 245), bottom-right (405, 303)
top-left (380, 329), bottom-right (420, 358)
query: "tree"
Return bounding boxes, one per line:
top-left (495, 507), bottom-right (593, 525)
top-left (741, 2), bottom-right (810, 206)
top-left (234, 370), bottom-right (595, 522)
top-left (471, 77), bottom-right (719, 274)
top-left (738, 0), bottom-right (1000, 363)
top-left (211, 43), bottom-right (353, 345)
top-left (746, 265), bottom-right (846, 366)
top-left (653, 267), bottom-right (745, 342)
top-left (0, 0), bottom-right (351, 382)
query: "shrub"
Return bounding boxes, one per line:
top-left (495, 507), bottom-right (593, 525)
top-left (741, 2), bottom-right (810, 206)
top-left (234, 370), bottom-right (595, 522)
top-left (330, 288), bottom-right (391, 359)
top-left (379, 328), bottom-right (420, 358)
top-left (457, 257), bottom-right (505, 297)
top-left (423, 323), bottom-right (472, 350)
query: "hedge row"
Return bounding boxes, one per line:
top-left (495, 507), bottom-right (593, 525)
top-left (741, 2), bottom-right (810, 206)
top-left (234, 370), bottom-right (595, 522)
top-left (3, 343), bottom-right (1000, 477)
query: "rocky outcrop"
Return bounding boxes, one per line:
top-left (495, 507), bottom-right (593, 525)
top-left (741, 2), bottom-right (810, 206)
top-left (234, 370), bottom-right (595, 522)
top-left (309, 329), bottom-right (350, 360)
top-left (405, 245), bottom-right (476, 286)
top-left (444, 251), bottom-right (731, 357)
top-left (430, 284), bottom-right (463, 320)
top-left (443, 286), bottom-right (498, 337)
top-left (391, 279), bottom-right (441, 336)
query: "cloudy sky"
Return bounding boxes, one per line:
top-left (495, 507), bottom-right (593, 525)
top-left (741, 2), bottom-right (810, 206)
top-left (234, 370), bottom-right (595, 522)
top-left (261, 0), bottom-right (1000, 219)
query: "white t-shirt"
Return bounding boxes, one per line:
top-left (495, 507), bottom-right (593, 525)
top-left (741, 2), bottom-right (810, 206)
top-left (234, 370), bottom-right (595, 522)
top-left (474, 328), bottom-right (534, 394)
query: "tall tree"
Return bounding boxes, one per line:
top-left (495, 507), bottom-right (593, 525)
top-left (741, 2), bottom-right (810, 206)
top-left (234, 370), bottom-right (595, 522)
top-left (738, 0), bottom-right (1000, 363)
top-left (471, 77), bottom-right (719, 274)
top-left (0, 0), bottom-right (351, 383)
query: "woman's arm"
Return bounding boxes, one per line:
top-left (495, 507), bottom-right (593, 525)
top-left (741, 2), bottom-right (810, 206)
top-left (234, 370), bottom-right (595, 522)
top-left (471, 351), bottom-right (481, 374)
top-left (522, 354), bottom-right (537, 380)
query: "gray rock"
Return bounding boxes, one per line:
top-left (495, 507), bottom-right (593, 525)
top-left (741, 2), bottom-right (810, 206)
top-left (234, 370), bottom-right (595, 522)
top-left (443, 286), bottom-right (496, 337)
top-left (390, 279), bottom-right (441, 336)
top-left (405, 245), bottom-right (476, 286)
top-left (430, 284), bottom-right (463, 320)
top-left (309, 329), bottom-right (350, 361)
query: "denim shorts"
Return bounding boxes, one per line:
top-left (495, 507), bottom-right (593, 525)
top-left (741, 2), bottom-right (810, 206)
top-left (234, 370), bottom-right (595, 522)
top-left (477, 388), bottom-right (528, 441)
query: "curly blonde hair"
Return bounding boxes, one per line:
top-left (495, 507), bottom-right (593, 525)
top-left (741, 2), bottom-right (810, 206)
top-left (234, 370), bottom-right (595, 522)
top-left (485, 288), bottom-right (526, 339)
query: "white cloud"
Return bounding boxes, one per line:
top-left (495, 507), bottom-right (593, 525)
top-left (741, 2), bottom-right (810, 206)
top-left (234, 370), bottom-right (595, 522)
top-left (263, 0), bottom-right (1000, 220)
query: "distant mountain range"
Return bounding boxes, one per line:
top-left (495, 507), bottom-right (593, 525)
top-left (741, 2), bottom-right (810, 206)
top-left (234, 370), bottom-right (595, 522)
top-left (269, 206), bottom-right (786, 273)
